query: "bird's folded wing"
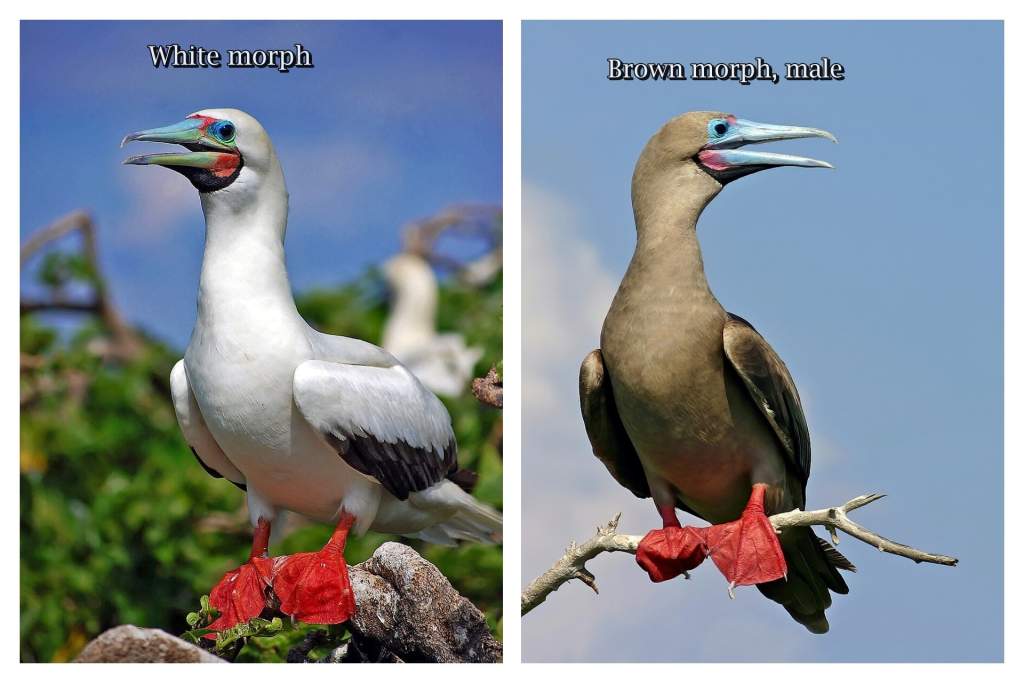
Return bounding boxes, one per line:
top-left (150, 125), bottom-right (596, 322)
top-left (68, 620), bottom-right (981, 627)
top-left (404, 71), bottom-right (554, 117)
top-left (307, 326), bottom-right (399, 368)
top-left (170, 359), bottom-right (247, 490)
top-left (722, 313), bottom-right (812, 494)
top-left (579, 349), bottom-right (651, 499)
top-left (293, 359), bottom-right (457, 500)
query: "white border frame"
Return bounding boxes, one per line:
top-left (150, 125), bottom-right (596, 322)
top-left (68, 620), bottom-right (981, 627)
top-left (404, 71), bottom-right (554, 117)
top-left (4, 2), bottom-right (1018, 677)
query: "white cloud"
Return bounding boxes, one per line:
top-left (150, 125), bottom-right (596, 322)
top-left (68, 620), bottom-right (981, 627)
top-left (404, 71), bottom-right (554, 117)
top-left (112, 167), bottom-right (200, 246)
top-left (523, 182), bottom-right (618, 418)
top-left (280, 137), bottom-right (400, 210)
top-left (278, 136), bottom-right (402, 239)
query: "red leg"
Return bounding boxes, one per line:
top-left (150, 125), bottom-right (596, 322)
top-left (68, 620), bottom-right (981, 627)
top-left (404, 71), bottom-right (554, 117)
top-left (636, 485), bottom-right (787, 590)
top-left (658, 504), bottom-right (681, 528)
top-left (205, 518), bottom-right (274, 637)
top-left (273, 512), bottom-right (357, 624)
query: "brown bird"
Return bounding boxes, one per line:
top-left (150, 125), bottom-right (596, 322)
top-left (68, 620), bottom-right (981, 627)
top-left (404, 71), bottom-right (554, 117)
top-left (580, 111), bottom-right (854, 633)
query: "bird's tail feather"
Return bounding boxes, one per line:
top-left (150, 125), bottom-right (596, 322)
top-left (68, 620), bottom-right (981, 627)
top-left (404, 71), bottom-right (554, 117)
top-left (817, 536), bottom-right (856, 573)
top-left (409, 486), bottom-right (502, 546)
top-left (757, 527), bottom-right (850, 634)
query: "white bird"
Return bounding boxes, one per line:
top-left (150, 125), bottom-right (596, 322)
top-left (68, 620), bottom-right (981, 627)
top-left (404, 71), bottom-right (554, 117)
top-left (122, 108), bottom-right (501, 632)
top-left (381, 253), bottom-right (483, 397)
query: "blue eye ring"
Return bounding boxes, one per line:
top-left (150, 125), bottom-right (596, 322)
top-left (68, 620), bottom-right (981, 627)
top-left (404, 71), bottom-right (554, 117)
top-left (709, 119), bottom-right (729, 138)
top-left (214, 121), bottom-right (236, 143)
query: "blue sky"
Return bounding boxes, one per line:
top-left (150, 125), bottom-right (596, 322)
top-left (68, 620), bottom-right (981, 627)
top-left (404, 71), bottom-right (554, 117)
top-left (21, 20), bottom-right (502, 348)
top-left (522, 21), bottom-right (1003, 662)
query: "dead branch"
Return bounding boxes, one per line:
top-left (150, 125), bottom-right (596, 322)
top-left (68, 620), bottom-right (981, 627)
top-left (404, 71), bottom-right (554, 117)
top-left (21, 210), bottom-right (142, 359)
top-left (521, 514), bottom-right (637, 615)
top-left (521, 494), bottom-right (958, 616)
top-left (472, 366), bottom-right (503, 409)
top-left (401, 204), bottom-right (501, 283)
top-left (20, 296), bottom-right (103, 315)
top-left (20, 210), bottom-right (93, 265)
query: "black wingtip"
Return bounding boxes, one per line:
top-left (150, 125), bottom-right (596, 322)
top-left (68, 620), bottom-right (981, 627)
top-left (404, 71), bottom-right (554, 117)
top-left (447, 468), bottom-right (479, 494)
top-left (190, 446), bottom-right (246, 491)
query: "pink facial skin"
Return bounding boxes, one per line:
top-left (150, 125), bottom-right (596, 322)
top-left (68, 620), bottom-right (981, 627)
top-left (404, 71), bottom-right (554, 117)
top-left (697, 149), bottom-right (731, 171)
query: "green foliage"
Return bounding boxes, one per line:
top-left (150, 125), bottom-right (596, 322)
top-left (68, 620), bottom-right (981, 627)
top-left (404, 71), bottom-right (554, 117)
top-left (38, 250), bottom-right (98, 289)
top-left (179, 595), bottom-right (347, 662)
top-left (181, 599), bottom-right (286, 658)
top-left (20, 263), bottom-right (502, 662)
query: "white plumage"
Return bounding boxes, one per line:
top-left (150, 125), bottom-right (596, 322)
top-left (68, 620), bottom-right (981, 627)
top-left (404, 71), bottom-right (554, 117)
top-left (160, 108), bottom-right (500, 543)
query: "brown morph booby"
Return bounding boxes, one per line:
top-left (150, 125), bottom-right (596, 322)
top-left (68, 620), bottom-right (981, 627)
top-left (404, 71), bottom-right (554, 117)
top-left (580, 112), bottom-right (853, 633)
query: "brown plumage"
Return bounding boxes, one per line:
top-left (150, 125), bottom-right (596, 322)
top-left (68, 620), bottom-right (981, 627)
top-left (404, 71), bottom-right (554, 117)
top-left (579, 111), bottom-right (851, 633)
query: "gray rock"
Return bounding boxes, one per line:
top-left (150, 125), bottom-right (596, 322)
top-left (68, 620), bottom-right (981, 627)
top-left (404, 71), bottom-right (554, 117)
top-left (74, 625), bottom-right (225, 663)
top-left (348, 541), bottom-right (502, 663)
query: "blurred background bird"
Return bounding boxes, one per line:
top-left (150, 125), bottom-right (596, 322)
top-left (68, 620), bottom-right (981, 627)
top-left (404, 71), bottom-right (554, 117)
top-left (382, 252), bottom-right (484, 398)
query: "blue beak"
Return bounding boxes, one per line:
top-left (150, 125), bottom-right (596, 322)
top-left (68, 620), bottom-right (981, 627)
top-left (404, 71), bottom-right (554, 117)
top-left (704, 118), bottom-right (837, 150)
top-left (699, 117), bottom-right (836, 181)
top-left (121, 117), bottom-right (207, 148)
top-left (121, 116), bottom-right (236, 170)
top-left (121, 116), bottom-right (233, 153)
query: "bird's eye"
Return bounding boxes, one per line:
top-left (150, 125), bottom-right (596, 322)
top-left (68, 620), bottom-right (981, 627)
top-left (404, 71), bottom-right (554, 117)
top-left (215, 121), bottom-right (236, 143)
top-left (711, 120), bottom-right (729, 137)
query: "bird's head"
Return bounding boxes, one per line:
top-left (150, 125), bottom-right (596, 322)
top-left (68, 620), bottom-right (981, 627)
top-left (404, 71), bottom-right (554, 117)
top-left (121, 108), bottom-right (279, 196)
top-left (634, 111), bottom-right (836, 205)
top-left (381, 253), bottom-right (438, 296)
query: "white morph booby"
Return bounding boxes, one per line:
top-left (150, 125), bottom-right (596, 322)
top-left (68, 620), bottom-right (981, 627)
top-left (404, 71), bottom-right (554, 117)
top-left (581, 112), bottom-right (852, 633)
top-left (381, 253), bottom-right (483, 397)
top-left (122, 109), bottom-right (501, 632)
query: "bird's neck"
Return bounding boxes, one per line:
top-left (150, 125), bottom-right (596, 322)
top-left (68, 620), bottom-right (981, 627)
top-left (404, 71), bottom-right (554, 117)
top-left (629, 168), bottom-right (720, 294)
top-left (382, 284), bottom-right (438, 349)
top-left (195, 169), bottom-right (300, 328)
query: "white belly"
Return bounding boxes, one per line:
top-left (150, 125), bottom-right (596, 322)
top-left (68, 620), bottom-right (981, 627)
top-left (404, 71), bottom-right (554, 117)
top-left (184, 325), bottom-right (380, 525)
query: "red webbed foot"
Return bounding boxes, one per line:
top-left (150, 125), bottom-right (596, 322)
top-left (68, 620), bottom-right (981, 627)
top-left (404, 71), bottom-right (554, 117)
top-left (274, 512), bottom-right (357, 625)
top-left (636, 525), bottom-right (708, 582)
top-left (636, 485), bottom-right (787, 590)
top-left (206, 518), bottom-right (274, 637)
top-left (704, 484), bottom-right (787, 592)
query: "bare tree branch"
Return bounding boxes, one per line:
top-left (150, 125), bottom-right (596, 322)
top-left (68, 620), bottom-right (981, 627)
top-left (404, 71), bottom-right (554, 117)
top-left (521, 514), bottom-right (638, 615)
top-left (521, 494), bottom-right (958, 616)
top-left (401, 204), bottom-right (502, 283)
top-left (21, 211), bottom-right (142, 359)
top-left (20, 210), bottom-right (93, 265)
top-left (472, 366), bottom-right (503, 409)
top-left (769, 494), bottom-right (957, 565)
top-left (20, 297), bottom-right (102, 315)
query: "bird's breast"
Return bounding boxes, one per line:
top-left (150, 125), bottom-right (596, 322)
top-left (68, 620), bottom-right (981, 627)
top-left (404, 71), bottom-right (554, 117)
top-left (184, 316), bottom-right (311, 460)
top-left (602, 282), bottom-right (731, 438)
top-left (600, 278), bottom-right (782, 513)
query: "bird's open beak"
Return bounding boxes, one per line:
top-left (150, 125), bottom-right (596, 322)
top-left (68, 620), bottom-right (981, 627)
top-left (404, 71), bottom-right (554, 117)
top-left (121, 116), bottom-right (236, 171)
top-left (698, 118), bottom-right (836, 181)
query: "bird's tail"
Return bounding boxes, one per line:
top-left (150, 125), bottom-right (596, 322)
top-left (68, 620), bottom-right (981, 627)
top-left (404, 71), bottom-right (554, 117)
top-left (408, 483), bottom-right (503, 546)
top-left (756, 527), bottom-right (854, 633)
